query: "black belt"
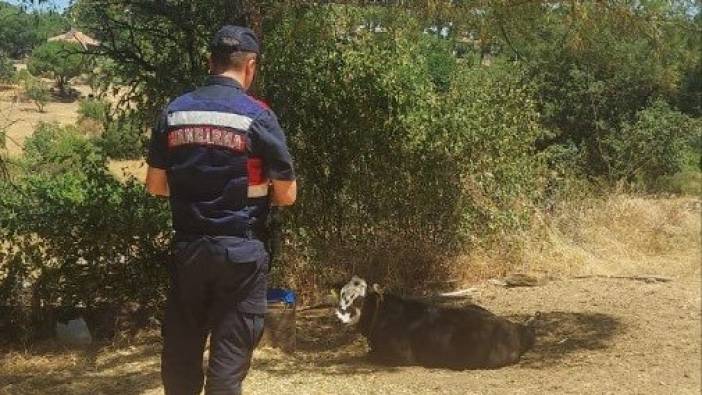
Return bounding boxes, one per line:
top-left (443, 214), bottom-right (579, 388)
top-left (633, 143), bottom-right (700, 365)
top-left (173, 231), bottom-right (254, 243)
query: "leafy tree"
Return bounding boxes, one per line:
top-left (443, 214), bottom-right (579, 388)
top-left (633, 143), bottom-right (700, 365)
top-left (257, 6), bottom-right (547, 289)
top-left (469, 1), bottom-right (701, 178)
top-left (0, 2), bottom-right (69, 58)
top-left (73, 0), bottom-right (265, 117)
top-left (27, 41), bottom-right (85, 96)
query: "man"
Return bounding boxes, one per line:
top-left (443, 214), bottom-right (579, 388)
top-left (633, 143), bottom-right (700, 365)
top-left (145, 25), bottom-right (296, 395)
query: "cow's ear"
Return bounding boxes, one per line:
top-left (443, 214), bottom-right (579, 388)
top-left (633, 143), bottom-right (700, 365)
top-left (372, 283), bottom-right (383, 295)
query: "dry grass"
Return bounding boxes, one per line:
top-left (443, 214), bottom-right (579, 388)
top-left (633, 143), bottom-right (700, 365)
top-left (0, 335), bottom-right (163, 395)
top-left (452, 195), bottom-right (702, 284)
top-left (107, 159), bottom-right (148, 183)
top-left (0, 83), bottom-right (91, 157)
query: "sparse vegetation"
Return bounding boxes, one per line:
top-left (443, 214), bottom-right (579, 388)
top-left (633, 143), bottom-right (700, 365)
top-left (21, 75), bottom-right (50, 112)
top-left (77, 97), bottom-right (109, 124)
top-left (0, 53), bottom-right (14, 84)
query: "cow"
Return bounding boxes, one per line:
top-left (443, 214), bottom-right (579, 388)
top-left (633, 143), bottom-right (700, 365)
top-left (335, 276), bottom-right (536, 369)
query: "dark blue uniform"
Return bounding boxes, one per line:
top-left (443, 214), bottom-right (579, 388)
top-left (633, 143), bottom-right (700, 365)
top-left (147, 75), bottom-right (295, 395)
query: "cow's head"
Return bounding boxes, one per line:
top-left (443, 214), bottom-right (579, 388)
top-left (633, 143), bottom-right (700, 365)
top-left (335, 275), bottom-right (369, 325)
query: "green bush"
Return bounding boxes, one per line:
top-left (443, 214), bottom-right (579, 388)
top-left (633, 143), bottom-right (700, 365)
top-left (13, 68), bottom-right (31, 84)
top-left (0, 53), bottom-right (14, 83)
top-left (261, 7), bottom-right (546, 290)
top-left (525, 22), bottom-right (684, 178)
top-left (97, 113), bottom-right (148, 160)
top-left (422, 36), bottom-right (456, 92)
top-left (653, 171), bottom-right (702, 196)
top-left (24, 122), bottom-right (100, 173)
top-left (602, 100), bottom-right (702, 185)
top-left (22, 75), bottom-right (50, 112)
top-left (0, 123), bottom-right (170, 339)
top-left (440, 61), bottom-right (546, 239)
top-left (77, 97), bottom-right (110, 124)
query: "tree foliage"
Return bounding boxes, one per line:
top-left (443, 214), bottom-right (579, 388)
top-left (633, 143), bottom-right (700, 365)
top-left (602, 100), bottom-right (702, 183)
top-left (27, 41), bottom-right (86, 96)
top-left (73, 0), bottom-right (266, 116)
top-left (257, 6), bottom-right (547, 288)
top-left (0, 2), bottom-right (69, 58)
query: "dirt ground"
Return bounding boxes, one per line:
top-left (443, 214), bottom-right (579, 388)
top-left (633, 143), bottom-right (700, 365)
top-left (1, 273), bottom-right (699, 395)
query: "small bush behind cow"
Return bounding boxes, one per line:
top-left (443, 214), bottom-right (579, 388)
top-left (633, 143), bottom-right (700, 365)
top-left (335, 276), bottom-right (536, 369)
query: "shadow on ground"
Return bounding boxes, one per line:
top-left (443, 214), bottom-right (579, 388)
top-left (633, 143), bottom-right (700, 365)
top-left (273, 308), bottom-right (623, 373)
top-left (252, 307), bottom-right (399, 376)
top-left (0, 309), bottom-right (623, 393)
top-left (512, 310), bottom-right (623, 368)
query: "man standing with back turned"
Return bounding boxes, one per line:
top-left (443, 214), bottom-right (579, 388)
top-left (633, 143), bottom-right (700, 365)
top-left (145, 25), bottom-right (296, 395)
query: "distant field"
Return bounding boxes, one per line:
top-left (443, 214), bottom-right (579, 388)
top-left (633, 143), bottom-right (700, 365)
top-left (0, 83), bottom-right (85, 157)
top-left (0, 73), bottom-right (146, 181)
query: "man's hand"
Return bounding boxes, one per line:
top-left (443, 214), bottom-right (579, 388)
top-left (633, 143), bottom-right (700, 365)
top-left (270, 179), bottom-right (296, 206)
top-left (146, 166), bottom-right (170, 197)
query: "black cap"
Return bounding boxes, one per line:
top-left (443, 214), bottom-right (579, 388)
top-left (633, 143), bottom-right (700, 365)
top-left (210, 25), bottom-right (260, 54)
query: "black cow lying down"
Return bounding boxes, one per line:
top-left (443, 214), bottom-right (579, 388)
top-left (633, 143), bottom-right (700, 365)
top-left (335, 276), bottom-right (536, 369)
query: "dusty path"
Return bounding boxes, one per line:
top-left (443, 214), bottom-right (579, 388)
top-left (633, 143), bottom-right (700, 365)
top-left (1, 274), bottom-right (700, 394)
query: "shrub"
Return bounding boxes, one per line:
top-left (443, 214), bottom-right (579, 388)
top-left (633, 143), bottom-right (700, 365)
top-left (97, 113), bottom-right (148, 160)
top-left (527, 36), bottom-right (682, 178)
top-left (22, 76), bottom-right (50, 112)
top-left (262, 7), bottom-right (546, 291)
top-left (422, 36), bottom-right (456, 92)
top-left (440, 61), bottom-right (546, 241)
top-left (13, 68), bottom-right (31, 84)
top-left (23, 122), bottom-right (100, 173)
top-left (653, 171), bottom-right (702, 196)
top-left (0, 123), bottom-right (170, 340)
top-left (602, 99), bottom-right (702, 185)
top-left (0, 53), bottom-right (14, 83)
top-left (77, 97), bottom-right (110, 124)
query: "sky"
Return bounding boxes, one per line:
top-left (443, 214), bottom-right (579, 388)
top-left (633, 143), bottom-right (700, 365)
top-left (5, 0), bottom-right (71, 12)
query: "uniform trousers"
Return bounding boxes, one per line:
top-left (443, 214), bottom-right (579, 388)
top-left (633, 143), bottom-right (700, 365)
top-left (161, 236), bottom-right (268, 395)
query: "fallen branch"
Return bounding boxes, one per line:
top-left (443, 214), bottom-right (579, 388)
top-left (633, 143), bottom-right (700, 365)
top-left (573, 275), bottom-right (673, 283)
top-left (438, 288), bottom-right (479, 298)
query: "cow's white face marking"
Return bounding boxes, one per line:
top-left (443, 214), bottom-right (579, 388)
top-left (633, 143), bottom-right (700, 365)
top-left (335, 276), bottom-right (367, 325)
